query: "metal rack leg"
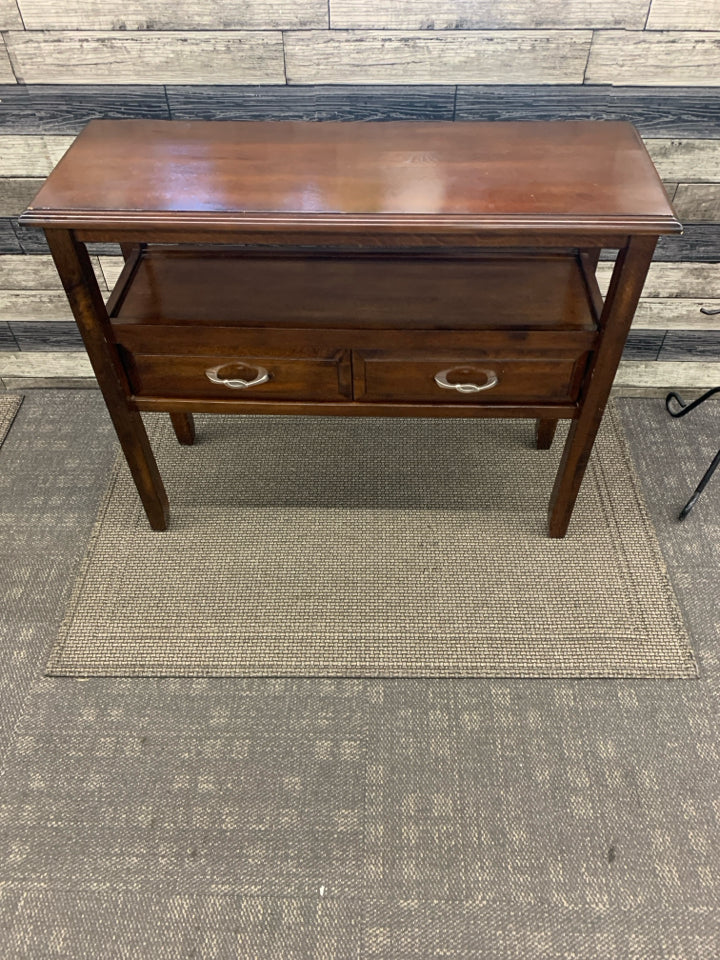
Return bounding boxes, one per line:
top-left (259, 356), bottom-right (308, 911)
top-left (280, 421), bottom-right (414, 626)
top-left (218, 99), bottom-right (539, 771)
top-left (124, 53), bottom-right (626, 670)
top-left (665, 387), bottom-right (719, 521)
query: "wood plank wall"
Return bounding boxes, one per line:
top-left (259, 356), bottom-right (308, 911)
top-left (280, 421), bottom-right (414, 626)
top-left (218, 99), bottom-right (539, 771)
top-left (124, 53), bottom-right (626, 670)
top-left (0, 0), bottom-right (719, 389)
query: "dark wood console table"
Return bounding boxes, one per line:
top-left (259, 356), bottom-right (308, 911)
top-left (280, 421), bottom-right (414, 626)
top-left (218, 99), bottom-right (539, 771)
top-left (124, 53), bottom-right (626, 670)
top-left (21, 120), bottom-right (680, 537)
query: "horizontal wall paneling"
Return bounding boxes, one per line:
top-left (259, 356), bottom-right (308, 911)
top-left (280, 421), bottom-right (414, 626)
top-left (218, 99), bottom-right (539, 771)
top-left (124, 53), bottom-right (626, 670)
top-left (330, 0), bottom-right (650, 29)
top-left (167, 84), bottom-right (456, 120)
top-left (660, 331), bottom-right (720, 361)
top-left (586, 32), bottom-right (720, 87)
top-left (9, 321), bottom-right (83, 351)
top-left (0, 0), bottom-right (22, 29)
top-left (645, 139), bottom-right (720, 181)
top-left (5, 31), bottom-right (286, 84)
top-left (0, 321), bottom-right (18, 350)
top-left (597, 262), bottom-right (720, 298)
top-left (0, 178), bottom-right (43, 217)
top-left (0, 84), bottom-right (171, 133)
top-left (16, 0), bottom-right (328, 30)
top-left (0, 39), bottom-right (16, 82)
top-left (0, 135), bottom-right (76, 176)
top-left (455, 86), bottom-right (720, 136)
top-left (672, 184), bottom-right (720, 222)
top-left (647, 0), bottom-right (720, 31)
top-left (284, 31), bottom-right (592, 84)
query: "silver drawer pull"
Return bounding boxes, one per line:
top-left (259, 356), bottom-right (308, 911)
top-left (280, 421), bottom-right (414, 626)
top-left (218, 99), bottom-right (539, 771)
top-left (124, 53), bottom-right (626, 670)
top-left (434, 367), bottom-right (499, 394)
top-left (205, 364), bottom-right (270, 389)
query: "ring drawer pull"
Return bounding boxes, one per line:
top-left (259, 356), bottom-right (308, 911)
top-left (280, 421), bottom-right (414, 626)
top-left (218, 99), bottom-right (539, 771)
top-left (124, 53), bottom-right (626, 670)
top-left (205, 364), bottom-right (271, 389)
top-left (434, 367), bottom-right (499, 394)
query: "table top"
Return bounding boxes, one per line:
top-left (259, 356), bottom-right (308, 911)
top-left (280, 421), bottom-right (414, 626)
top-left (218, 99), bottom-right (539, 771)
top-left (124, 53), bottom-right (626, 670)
top-left (21, 119), bottom-right (681, 236)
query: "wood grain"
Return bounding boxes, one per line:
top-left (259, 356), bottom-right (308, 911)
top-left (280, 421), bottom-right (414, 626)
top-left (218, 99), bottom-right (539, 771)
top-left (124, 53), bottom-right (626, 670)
top-left (645, 139), bottom-right (720, 182)
top-left (0, 179), bottom-right (44, 218)
top-left (660, 331), bottom-right (720, 360)
top-left (655, 226), bottom-right (720, 261)
top-left (633, 300), bottom-right (720, 331)
top-left (0, 0), bottom-right (22, 29)
top-left (647, 0), bottom-right (720, 31)
top-left (0, 84), bottom-right (170, 134)
top-left (455, 85), bottom-right (720, 136)
top-left (0, 219), bottom-right (21, 254)
top-left (622, 330), bottom-right (664, 361)
top-left (0, 321), bottom-right (18, 350)
top-left (615, 360), bottom-right (720, 387)
top-left (10, 320), bottom-right (84, 351)
top-left (0, 40), bottom-right (16, 83)
top-left (0, 136), bottom-right (76, 176)
top-left (597, 262), bottom-right (720, 298)
top-left (16, 0), bottom-right (326, 30)
top-left (0, 350), bottom-right (93, 377)
top-left (330, 0), bottom-right (648, 29)
top-left (5, 31), bottom-right (286, 85)
top-left (167, 84), bottom-right (455, 121)
top-left (672, 184), bottom-right (720, 222)
top-left (284, 31), bottom-right (592, 85)
top-left (0, 252), bottom-right (107, 289)
top-left (0, 290), bottom-right (73, 320)
top-left (587, 32), bottom-right (720, 87)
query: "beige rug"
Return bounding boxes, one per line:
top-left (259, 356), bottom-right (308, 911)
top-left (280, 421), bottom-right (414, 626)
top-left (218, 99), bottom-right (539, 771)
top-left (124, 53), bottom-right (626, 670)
top-left (47, 404), bottom-right (696, 678)
top-left (0, 394), bottom-right (23, 448)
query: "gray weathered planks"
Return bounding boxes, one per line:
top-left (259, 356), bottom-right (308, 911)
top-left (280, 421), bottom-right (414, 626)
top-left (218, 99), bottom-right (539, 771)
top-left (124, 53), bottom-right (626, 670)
top-left (284, 31), bottom-right (592, 84)
top-left (0, 135), bottom-right (76, 176)
top-left (597, 262), bottom-right (720, 298)
top-left (633, 301), bottom-right (720, 331)
top-left (16, 0), bottom-right (327, 30)
top-left (622, 331), bottom-right (665, 361)
top-left (615, 360), bottom-right (720, 387)
top-left (655, 226), bottom-right (720, 261)
top-left (454, 85), bottom-right (720, 136)
top-left (0, 253), bottom-right (107, 289)
top-left (586, 31), bottom-right (720, 87)
top-left (0, 0), bottom-right (22, 30)
top-left (9, 321), bottom-right (83, 351)
top-left (5, 31), bottom-right (286, 85)
top-left (330, 0), bottom-right (649, 29)
top-left (0, 351), bottom-right (93, 376)
top-left (645, 140), bottom-right (720, 183)
top-left (0, 179), bottom-right (44, 217)
top-left (647, 0), bottom-right (720, 31)
top-left (0, 290), bottom-right (73, 320)
top-left (673, 184), bottom-right (720, 222)
top-left (660, 331), bottom-right (720, 361)
top-left (167, 84), bottom-right (455, 121)
top-left (0, 219), bottom-right (21, 254)
top-left (0, 39), bottom-right (16, 83)
top-left (0, 84), bottom-right (171, 133)
top-left (0, 321), bottom-right (18, 350)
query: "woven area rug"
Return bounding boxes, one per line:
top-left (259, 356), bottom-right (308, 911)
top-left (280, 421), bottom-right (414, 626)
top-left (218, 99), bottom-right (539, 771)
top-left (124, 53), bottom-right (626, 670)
top-left (0, 393), bottom-right (23, 448)
top-left (47, 403), bottom-right (696, 678)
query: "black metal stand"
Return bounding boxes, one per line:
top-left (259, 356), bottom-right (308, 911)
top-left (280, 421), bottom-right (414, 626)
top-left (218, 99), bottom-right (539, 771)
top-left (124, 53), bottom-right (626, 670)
top-left (665, 387), bottom-right (720, 520)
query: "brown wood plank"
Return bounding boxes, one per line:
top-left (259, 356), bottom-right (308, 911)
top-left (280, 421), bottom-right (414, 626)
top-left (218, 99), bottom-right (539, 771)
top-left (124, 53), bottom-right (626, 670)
top-left (284, 30), bottom-right (592, 85)
top-left (5, 31), bottom-right (286, 85)
top-left (113, 250), bottom-right (598, 331)
top-left (21, 120), bottom-right (679, 236)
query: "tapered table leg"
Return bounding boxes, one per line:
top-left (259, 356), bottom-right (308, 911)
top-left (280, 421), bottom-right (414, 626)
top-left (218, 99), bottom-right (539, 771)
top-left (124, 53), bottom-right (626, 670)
top-left (170, 412), bottom-right (196, 445)
top-left (45, 228), bottom-right (169, 531)
top-left (548, 235), bottom-right (658, 538)
top-left (535, 419), bottom-right (557, 450)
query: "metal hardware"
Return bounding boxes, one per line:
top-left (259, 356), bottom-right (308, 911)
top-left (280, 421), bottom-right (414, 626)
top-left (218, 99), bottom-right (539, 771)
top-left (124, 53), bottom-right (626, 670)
top-left (700, 306), bottom-right (720, 316)
top-left (205, 364), bottom-right (270, 389)
top-left (665, 387), bottom-right (720, 520)
top-left (434, 367), bottom-right (499, 394)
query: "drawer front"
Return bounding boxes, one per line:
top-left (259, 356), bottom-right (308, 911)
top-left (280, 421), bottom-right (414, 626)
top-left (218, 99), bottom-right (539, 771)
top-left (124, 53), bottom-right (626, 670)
top-left (124, 352), bottom-right (352, 401)
top-left (353, 352), bottom-right (589, 404)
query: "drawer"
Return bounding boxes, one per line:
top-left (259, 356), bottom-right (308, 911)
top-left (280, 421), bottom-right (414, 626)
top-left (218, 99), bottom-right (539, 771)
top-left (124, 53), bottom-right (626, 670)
top-left (123, 351), bottom-right (352, 401)
top-left (353, 351), bottom-right (590, 404)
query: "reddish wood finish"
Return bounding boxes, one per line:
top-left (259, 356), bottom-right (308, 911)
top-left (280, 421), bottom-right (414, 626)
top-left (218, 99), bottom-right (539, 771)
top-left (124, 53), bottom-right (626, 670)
top-left (170, 412), bottom-right (195, 446)
top-left (535, 419), bottom-right (558, 450)
top-left (22, 121), bottom-right (680, 535)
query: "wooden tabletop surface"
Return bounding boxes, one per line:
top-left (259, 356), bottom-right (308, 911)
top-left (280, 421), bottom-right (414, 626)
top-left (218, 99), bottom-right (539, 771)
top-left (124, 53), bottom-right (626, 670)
top-left (21, 119), bottom-right (681, 235)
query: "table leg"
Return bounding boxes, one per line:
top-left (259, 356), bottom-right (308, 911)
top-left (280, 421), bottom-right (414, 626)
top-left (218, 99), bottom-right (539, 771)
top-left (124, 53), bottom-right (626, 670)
top-left (45, 228), bottom-right (169, 531)
top-left (170, 412), bottom-right (196, 445)
top-left (535, 419), bottom-right (557, 450)
top-left (548, 235), bottom-right (657, 538)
